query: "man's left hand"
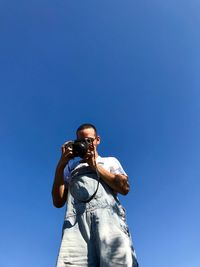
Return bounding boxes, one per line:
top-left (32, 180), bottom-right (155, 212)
top-left (83, 144), bottom-right (97, 170)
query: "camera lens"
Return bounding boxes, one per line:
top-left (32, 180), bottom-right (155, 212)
top-left (72, 139), bottom-right (89, 158)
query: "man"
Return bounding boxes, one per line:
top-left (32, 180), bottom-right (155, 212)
top-left (52, 123), bottom-right (139, 267)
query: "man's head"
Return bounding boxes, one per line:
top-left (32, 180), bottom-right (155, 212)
top-left (76, 123), bottom-right (100, 149)
top-left (76, 123), bottom-right (97, 137)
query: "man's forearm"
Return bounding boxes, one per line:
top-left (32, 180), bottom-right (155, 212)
top-left (96, 164), bottom-right (130, 195)
top-left (52, 162), bottom-right (68, 208)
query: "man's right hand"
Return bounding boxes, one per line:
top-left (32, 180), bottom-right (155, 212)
top-left (59, 141), bottom-right (74, 167)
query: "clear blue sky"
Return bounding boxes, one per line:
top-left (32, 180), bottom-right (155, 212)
top-left (0, 0), bottom-right (200, 266)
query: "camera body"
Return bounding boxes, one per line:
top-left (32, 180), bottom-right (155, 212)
top-left (70, 138), bottom-right (93, 158)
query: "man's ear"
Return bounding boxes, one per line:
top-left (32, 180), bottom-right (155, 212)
top-left (96, 135), bottom-right (101, 145)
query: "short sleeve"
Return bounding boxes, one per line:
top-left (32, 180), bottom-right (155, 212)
top-left (109, 157), bottom-right (127, 176)
top-left (63, 158), bottom-right (80, 184)
top-left (63, 164), bottom-right (71, 184)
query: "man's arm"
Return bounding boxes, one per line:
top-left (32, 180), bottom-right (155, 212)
top-left (52, 162), bottom-right (68, 208)
top-left (51, 142), bottom-right (74, 208)
top-left (81, 142), bottom-right (129, 195)
top-left (96, 164), bottom-right (130, 195)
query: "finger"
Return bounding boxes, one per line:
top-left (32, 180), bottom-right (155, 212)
top-left (83, 154), bottom-right (90, 160)
top-left (62, 141), bottom-right (73, 152)
top-left (88, 144), bottom-right (94, 151)
top-left (61, 145), bottom-right (66, 154)
top-left (85, 150), bottom-right (92, 156)
top-left (62, 141), bottom-right (73, 153)
top-left (64, 151), bottom-right (74, 159)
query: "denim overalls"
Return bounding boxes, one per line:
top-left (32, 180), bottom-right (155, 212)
top-left (56, 165), bottom-right (138, 267)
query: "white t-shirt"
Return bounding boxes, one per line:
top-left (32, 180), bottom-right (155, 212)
top-left (64, 156), bottom-right (127, 184)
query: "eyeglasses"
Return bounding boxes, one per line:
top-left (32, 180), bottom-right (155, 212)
top-left (84, 137), bottom-right (96, 143)
top-left (76, 137), bottom-right (96, 143)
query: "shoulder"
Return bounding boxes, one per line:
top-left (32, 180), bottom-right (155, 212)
top-left (97, 156), bottom-right (119, 164)
top-left (97, 156), bottom-right (123, 169)
top-left (98, 156), bottom-right (127, 176)
top-left (63, 158), bottom-right (82, 181)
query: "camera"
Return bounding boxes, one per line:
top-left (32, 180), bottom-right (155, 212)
top-left (70, 138), bottom-right (93, 158)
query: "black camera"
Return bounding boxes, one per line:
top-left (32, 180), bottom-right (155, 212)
top-left (70, 138), bottom-right (93, 158)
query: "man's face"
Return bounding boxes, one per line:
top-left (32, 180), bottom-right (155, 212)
top-left (77, 127), bottom-right (100, 149)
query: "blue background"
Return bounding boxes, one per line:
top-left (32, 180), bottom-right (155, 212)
top-left (0, 0), bottom-right (200, 266)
